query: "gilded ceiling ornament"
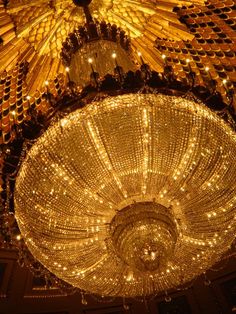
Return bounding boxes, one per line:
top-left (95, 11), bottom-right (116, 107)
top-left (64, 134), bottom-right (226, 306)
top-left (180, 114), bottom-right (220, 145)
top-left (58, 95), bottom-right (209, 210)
top-left (6, 0), bottom-right (205, 59)
top-left (0, 0), bottom-right (207, 94)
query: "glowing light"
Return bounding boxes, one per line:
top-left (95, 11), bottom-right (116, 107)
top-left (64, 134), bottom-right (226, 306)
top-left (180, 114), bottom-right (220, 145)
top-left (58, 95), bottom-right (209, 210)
top-left (15, 94), bottom-right (236, 298)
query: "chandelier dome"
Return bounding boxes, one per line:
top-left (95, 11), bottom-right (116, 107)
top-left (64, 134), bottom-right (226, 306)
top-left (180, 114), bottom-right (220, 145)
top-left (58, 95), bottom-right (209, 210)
top-left (15, 93), bottom-right (236, 297)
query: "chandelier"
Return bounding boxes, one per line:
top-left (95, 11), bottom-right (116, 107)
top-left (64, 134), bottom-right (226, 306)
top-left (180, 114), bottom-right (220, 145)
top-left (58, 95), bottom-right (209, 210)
top-left (14, 93), bottom-right (236, 297)
top-left (0, 0), bottom-right (235, 303)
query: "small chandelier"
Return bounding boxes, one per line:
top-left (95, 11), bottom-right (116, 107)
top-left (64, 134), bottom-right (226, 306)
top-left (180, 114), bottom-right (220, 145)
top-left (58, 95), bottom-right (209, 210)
top-left (15, 93), bottom-right (236, 297)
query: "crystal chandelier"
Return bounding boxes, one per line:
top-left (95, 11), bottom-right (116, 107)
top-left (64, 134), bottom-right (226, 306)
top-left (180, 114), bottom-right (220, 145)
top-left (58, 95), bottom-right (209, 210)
top-left (14, 93), bottom-right (236, 297)
top-left (0, 0), bottom-right (235, 302)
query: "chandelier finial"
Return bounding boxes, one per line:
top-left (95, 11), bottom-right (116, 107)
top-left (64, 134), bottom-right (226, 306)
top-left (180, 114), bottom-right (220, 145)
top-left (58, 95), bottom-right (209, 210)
top-left (73, 0), bottom-right (93, 23)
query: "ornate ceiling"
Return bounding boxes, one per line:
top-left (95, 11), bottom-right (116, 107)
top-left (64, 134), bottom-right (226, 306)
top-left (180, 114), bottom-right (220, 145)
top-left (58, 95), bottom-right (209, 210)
top-left (1, 0), bottom-right (205, 75)
top-left (0, 0), bottom-right (235, 145)
top-left (7, 0), bottom-right (205, 58)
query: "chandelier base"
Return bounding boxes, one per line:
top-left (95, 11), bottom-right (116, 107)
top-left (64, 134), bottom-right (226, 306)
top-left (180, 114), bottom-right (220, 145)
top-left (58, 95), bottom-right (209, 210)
top-left (110, 202), bottom-right (178, 273)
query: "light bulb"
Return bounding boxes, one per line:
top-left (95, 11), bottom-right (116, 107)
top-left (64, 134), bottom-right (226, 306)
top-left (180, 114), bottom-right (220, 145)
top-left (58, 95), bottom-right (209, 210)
top-left (16, 234), bottom-right (21, 241)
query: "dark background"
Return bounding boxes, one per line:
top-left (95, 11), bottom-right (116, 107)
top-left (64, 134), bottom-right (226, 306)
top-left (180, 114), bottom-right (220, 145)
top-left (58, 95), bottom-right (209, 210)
top-left (0, 249), bottom-right (235, 314)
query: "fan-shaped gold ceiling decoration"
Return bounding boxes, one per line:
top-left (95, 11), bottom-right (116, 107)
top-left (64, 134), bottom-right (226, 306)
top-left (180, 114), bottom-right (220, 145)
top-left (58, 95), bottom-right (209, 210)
top-left (5, 0), bottom-right (236, 147)
top-left (9, 0), bottom-right (206, 57)
top-left (1, 0), bottom-right (206, 84)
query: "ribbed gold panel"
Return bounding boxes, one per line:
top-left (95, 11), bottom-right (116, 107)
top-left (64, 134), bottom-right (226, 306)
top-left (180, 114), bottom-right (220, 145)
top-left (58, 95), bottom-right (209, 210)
top-left (155, 0), bottom-right (236, 100)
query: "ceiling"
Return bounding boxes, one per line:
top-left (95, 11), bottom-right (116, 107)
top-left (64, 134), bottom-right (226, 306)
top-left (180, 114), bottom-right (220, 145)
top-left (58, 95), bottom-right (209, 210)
top-left (0, 0), bottom-right (235, 144)
top-left (0, 0), bottom-right (210, 87)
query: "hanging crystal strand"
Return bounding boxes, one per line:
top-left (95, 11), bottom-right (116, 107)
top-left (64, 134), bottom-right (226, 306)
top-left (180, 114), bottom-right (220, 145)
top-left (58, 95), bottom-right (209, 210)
top-left (203, 272), bottom-right (211, 286)
top-left (144, 297), bottom-right (151, 313)
top-left (123, 297), bottom-right (130, 311)
top-left (141, 107), bottom-right (150, 196)
top-left (81, 291), bottom-right (88, 305)
top-left (4, 174), bottom-right (11, 212)
top-left (164, 291), bottom-right (171, 302)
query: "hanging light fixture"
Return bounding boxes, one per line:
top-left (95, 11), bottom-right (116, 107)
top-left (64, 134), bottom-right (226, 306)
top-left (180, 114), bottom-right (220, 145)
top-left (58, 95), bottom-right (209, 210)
top-left (0, 0), bottom-right (234, 302)
top-left (14, 93), bottom-right (236, 297)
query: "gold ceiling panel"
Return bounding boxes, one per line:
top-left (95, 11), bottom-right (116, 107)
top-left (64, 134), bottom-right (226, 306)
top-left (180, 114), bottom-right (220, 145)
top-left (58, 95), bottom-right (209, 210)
top-left (2, 0), bottom-right (236, 144)
top-left (155, 0), bottom-right (236, 100)
top-left (3, 0), bottom-right (206, 62)
top-left (0, 0), bottom-right (206, 98)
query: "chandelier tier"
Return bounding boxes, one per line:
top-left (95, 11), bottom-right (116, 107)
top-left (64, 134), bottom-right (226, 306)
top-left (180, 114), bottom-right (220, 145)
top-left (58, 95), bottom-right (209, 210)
top-left (15, 93), bottom-right (236, 297)
top-left (110, 202), bottom-right (178, 273)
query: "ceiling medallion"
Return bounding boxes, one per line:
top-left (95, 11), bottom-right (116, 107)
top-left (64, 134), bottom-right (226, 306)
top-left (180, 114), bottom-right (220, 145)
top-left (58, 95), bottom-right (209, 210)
top-left (14, 93), bottom-right (236, 297)
top-left (72, 0), bottom-right (93, 6)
